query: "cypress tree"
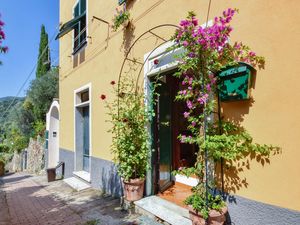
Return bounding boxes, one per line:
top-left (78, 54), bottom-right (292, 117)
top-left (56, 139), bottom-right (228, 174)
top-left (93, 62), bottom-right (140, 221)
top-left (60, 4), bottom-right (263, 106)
top-left (36, 25), bottom-right (51, 78)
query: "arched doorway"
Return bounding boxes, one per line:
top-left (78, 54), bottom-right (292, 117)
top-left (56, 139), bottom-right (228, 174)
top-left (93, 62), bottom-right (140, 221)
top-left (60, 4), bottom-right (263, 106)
top-left (46, 100), bottom-right (60, 168)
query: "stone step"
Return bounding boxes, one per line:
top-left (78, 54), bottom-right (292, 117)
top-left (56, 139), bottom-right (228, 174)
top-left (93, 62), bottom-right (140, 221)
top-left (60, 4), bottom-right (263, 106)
top-left (63, 177), bottom-right (91, 191)
top-left (73, 171), bottom-right (91, 183)
top-left (135, 196), bottom-right (192, 225)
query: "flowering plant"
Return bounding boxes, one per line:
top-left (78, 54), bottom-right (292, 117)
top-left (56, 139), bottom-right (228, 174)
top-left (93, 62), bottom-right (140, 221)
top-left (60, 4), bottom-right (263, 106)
top-left (172, 9), bottom-right (274, 218)
top-left (112, 4), bottom-right (130, 31)
top-left (101, 76), bottom-right (157, 181)
top-left (0, 15), bottom-right (8, 65)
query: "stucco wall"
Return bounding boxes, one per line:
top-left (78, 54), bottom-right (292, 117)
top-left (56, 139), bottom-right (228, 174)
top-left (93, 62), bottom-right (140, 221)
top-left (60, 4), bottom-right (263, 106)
top-left (58, 0), bottom-right (300, 212)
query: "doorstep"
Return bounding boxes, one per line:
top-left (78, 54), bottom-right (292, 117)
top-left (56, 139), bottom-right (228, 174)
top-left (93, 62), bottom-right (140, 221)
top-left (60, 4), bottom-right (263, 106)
top-left (157, 182), bottom-right (193, 208)
top-left (73, 171), bottom-right (91, 183)
top-left (135, 196), bottom-right (192, 225)
top-left (63, 177), bottom-right (91, 191)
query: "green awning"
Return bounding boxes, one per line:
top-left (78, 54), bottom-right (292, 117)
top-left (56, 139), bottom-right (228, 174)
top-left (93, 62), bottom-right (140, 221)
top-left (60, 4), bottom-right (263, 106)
top-left (55, 13), bottom-right (86, 40)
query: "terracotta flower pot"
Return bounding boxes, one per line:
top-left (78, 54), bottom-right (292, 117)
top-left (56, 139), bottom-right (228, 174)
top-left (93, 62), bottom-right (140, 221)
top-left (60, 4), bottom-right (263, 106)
top-left (123, 178), bottom-right (145, 202)
top-left (0, 161), bottom-right (5, 177)
top-left (188, 205), bottom-right (228, 225)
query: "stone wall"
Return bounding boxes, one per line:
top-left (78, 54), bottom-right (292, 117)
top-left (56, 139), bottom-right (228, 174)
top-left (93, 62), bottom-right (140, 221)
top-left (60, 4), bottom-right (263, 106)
top-left (7, 136), bottom-right (45, 174)
top-left (26, 136), bottom-right (45, 174)
top-left (8, 152), bottom-right (22, 172)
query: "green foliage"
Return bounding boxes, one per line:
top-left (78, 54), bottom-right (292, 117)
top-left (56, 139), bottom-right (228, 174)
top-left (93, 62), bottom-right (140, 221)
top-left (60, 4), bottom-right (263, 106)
top-left (112, 6), bottom-right (130, 31)
top-left (204, 121), bottom-right (275, 161)
top-left (27, 67), bottom-right (59, 122)
top-left (0, 26), bottom-right (57, 158)
top-left (185, 188), bottom-right (225, 219)
top-left (171, 10), bottom-right (276, 215)
top-left (36, 25), bottom-right (51, 78)
top-left (0, 144), bottom-right (9, 153)
top-left (103, 76), bottom-right (157, 181)
top-left (9, 102), bottom-right (35, 137)
top-left (33, 120), bottom-right (46, 137)
top-left (0, 153), bottom-right (7, 164)
top-left (8, 128), bottom-right (29, 153)
top-left (0, 97), bottom-right (24, 125)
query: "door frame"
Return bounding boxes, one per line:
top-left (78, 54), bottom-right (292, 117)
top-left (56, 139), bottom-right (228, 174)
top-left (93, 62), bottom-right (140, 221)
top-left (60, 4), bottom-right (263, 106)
top-left (144, 41), bottom-right (201, 195)
top-left (144, 41), bottom-right (179, 195)
top-left (74, 83), bottom-right (92, 174)
top-left (46, 100), bottom-right (60, 168)
top-left (152, 74), bottom-right (176, 193)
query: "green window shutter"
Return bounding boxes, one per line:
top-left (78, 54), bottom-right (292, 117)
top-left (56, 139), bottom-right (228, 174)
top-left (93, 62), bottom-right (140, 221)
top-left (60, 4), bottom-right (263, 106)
top-left (74, 3), bottom-right (80, 17)
top-left (80, 0), bottom-right (86, 14)
top-left (55, 12), bottom-right (86, 40)
top-left (119, 0), bottom-right (126, 5)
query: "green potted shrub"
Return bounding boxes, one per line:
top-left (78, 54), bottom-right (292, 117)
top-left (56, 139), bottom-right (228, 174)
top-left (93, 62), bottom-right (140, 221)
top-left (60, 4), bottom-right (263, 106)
top-left (101, 77), bottom-right (157, 201)
top-left (172, 10), bottom-right (274, 224)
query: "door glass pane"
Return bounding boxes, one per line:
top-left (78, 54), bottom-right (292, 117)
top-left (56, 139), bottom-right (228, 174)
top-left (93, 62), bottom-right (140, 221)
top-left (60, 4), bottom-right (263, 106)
top-left (80, 0), bottom-right (86, 14)
top-left (74, 3), bottom-right (79, 17)
top-left (83, 106), bottom-right (90, 172)
top-left (80, 16), bottom-right (86, 44)
top-left (158, 81), bottom-right (172, 190)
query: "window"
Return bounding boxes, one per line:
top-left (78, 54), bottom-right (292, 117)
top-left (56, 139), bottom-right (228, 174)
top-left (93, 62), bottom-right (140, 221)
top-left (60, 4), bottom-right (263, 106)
top-left (80, 90), bottom-right (89, 103)
top-left (73, 0), bottom-right (87, 54)
top-left (55, 0), bottom-right (87, 55)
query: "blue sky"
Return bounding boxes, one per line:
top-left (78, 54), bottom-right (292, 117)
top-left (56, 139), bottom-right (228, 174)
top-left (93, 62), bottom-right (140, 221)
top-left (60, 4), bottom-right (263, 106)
top-left (0, 0), bottom-right (59, 98)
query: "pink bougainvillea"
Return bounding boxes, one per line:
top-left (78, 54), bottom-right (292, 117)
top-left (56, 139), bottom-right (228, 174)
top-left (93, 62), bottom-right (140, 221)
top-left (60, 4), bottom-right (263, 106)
top-left (172, 9), bottom-right (265, 144)
top-left (0, 14), bottom-right (8, 62)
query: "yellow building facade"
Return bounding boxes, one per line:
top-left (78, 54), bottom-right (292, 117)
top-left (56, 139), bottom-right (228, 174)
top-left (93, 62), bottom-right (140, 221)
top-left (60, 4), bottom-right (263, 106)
top-left (57, 0), bottom-right (300, 224)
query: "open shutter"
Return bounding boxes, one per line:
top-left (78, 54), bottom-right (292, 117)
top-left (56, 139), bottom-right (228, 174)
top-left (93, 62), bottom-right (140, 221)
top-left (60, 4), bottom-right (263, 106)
top-left (55, 12), bottom-right (86, 40)
top-left (119, 0), bottom-right (126, 5)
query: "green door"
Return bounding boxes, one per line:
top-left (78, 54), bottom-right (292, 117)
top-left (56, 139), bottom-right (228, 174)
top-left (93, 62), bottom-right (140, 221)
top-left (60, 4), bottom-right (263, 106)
top-left (156, 81), bottom-right (173, 191)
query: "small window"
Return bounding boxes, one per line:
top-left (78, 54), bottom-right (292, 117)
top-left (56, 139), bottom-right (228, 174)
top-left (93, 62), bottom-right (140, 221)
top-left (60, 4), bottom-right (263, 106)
top-left (81, 90), bottom-right (89, 103)
top-left (73, 0), bottom-right (87, 54)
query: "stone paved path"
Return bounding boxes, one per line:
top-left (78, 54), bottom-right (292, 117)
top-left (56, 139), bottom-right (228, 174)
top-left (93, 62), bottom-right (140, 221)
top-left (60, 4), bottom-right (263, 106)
top-left (1, 173), bottom-right (83, 225)
top-left (0, 173), bottom-right (163, 225)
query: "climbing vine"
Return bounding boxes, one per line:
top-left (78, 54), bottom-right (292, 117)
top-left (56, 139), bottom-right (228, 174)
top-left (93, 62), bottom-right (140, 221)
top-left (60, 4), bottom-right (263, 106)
top-left (172, 9), bottom-right (275, 218)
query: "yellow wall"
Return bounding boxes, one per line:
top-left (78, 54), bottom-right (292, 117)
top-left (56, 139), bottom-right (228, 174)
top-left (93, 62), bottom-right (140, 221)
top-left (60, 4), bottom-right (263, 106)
top-left (59, 0), bottom-right (300, 211)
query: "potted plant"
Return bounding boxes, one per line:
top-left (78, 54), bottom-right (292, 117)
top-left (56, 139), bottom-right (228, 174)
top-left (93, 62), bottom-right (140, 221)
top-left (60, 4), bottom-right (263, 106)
top-left (101, 77), bottom-right (157, 202)
top-left (185, 188), bottom-right (227, 225)
top-left (171, 9), bottom-right (274, 224)
top-left (112, 3), bottom-right (131, 31)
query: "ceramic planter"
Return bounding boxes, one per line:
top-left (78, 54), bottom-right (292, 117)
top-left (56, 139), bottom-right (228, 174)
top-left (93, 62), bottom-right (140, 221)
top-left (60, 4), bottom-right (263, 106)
top-left (123, 178), bottom-right (145, 202)
top-left (188, 205), bottom-right (228, 225)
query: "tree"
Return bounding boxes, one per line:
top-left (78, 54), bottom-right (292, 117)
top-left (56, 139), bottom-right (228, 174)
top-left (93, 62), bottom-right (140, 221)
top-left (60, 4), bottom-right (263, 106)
top-left (9, 101), bottom-right (35, 138)
top-left (36, 25), bottom-right (51, 78)
top-left (27, 67), bottom-right (59, 122)
top-left (0, 14), bottom-right (8, 65)
top-left (0, 97), bottom-right (24, 142)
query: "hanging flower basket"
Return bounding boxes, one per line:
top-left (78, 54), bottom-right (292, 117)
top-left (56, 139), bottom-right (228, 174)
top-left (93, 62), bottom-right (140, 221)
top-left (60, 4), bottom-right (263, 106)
top-left (217, 62), bottom-right (255, 102)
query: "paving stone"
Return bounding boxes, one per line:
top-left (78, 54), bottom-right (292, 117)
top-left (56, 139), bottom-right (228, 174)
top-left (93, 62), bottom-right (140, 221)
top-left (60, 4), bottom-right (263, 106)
top-left (0, 173), bottom-right (164, 225)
